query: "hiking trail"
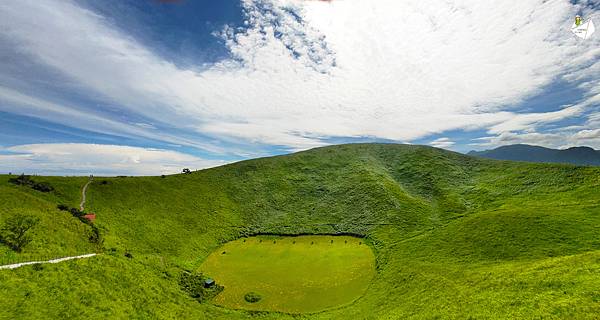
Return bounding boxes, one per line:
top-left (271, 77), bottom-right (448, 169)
top-left (80, 176), bottom-right (93, 211)
top-left (0, 254), bottom-right (98, 270)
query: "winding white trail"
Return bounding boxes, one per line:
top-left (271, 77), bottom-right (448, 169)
top-left (0, 253), bottom-right (97, 270)
top-left (80, 176), bottom-right (93, 211)
top-left (1, 177), bottom-right (99, 271)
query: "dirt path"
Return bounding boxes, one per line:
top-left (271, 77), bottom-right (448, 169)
top-left (0, 253), bottom-right (97, 270)
top-left (1, 177), bottom-right (99, 271)
top-left (80, 176), bottom-right (93, 211)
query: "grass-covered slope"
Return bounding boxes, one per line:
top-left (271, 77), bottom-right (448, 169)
top-left (1, 143), bottom-right (599, 319)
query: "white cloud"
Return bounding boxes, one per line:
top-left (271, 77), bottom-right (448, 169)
top-left (473, 93), bottom-right (600, 150)
top-left (0, 86), bottom-right (228, 154)
top-left (430, 137), bottom-right (455, 149)
top-left (573, 128), bottom-right (600, 140)
top-left (488, 104), bottom-right (586, 134)
top-left (0, 144), bottom-right (226, 176)
top-left (0, 0), bottom-right (598, 152)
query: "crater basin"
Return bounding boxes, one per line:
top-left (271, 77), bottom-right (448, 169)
top-left (199, 235), bottom-right (376, 313)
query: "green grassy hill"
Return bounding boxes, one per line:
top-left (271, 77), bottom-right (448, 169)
top-left (1, 143), bottom-right (599, 319)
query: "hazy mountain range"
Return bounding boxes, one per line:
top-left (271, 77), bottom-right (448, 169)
top-left (468, 144), bottom-right (600, 166)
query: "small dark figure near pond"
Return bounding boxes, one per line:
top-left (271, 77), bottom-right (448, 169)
top-left (204, 278), bottom-right (215, 288)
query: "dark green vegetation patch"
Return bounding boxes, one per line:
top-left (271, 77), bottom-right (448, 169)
top-left (179, 271), bottom-right (223, 303)
top-left (8, 174), bottom-right (54, 193)
top-left (1, 144), bottom-right (600, 319)
top-left (244, 292), bottom-right (262, 303)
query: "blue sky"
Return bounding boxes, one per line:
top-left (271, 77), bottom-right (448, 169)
top-left (0, 0), bottom-right (598, 175)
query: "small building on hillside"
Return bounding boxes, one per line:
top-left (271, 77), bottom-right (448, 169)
top-left (83, 214), bottom-right (96, 222)
top-left (204, 278), bottom-right (215, 288)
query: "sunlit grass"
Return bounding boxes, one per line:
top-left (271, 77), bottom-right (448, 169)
top-left (200, 235), bottom-right (375, 313)
top-left (1, 144), bottom-right (599, 319)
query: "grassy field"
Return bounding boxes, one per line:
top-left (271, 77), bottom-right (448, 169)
top-left (200, 235), bottom-right (375, 313)
top-left (0, 143), bottom-right (599, 319)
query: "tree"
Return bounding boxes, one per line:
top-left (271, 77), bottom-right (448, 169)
top-left (0, 214), bottom-right (39, 252)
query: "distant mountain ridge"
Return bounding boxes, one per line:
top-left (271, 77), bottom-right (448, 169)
top-left (468, 144), bottom-right (600, 166)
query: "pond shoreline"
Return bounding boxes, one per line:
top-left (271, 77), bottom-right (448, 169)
top-left (243, 232), bottom-right (367, 239)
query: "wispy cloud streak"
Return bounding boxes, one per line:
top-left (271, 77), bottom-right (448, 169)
top-left (0, 0), bottom-right (597, 156)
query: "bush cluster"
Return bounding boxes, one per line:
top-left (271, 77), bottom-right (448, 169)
top-left (88, 225), bottom-right (103, 247)
top-left (244, 292), bottom-right (262, 303)
top-left (178, 271), bottom-right (223, 303)
top-left (57, 205), bottom-right (103, 247)
top-left (57, 205), bottom-right (86, 220)
top-left (8, 174), bottom-right (54, 193)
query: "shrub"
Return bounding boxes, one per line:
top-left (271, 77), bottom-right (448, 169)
top-left (179, 271), bottom-right (204, 300)
top-left (8, 174), bottom-right (54, 192)
top-left (8, 174), bottom-right (32, 186)
top-left (244, 292), bottom-right (262, 303)
top-left (32, 182), bottom-right (54, 192)
top-left (89, 225), bottom-right (103, 248)
top-left (179, 271), bottom-right (223, 303)
top-left (69, 208), bottom-right (84, 217)
top-left (59, 205), bottom-right (94, 226)
top-left (0, 213), bottom-right (39, 252)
